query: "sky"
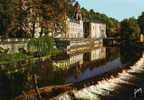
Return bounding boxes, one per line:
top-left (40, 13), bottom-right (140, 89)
top-left (77, 0), bottom-right (144, 21)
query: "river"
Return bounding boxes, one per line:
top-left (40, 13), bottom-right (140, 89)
top-left (0, 45), bottom-right (142, 99)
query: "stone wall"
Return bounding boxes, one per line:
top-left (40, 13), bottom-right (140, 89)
top-left (0, 38), bottom-right (29, 53)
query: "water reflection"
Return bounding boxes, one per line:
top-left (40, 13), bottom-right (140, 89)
top-left (90, 47), bottom-right (106, 61)
top-left (0, 46), bottom-right (120, 99)
top-left (52, 53), bottom-right (83, 70)
top-left (51, 51), bottom-right (143, 100)
top-left (52, 47), bottom-right (107, 69)
top-left (71, 54), bottom-right (144, 100)
top-left (52, 47), bottom-right (121, 83)
top-left (66, 58), bottom-right (122, 83)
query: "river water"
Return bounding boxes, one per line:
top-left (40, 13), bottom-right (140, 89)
top-left (51, 46), bottom-right (120, 84)
top-left (53, 53), bottom-right (144, 100)
top-left (0, 45), bottom-right (142, 99)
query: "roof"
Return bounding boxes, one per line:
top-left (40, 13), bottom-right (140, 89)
top-left (84, 21), bottom-right (106, 25)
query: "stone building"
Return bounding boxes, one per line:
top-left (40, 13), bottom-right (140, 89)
top-left (62, 2), bottom-right (84, 38)
top-left (84, 22), bottom-right (107, 39)
top-left (61, 2), bottom-right (106, 39)
top-left (65, 18), bottom-right (84, 38)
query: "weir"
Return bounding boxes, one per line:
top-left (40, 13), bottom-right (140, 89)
top-left (50, 53), bottom-right (144, 100)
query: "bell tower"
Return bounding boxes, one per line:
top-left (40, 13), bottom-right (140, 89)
top-left (74, 2), bottom-right (82, 21)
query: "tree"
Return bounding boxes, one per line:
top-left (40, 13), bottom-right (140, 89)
top-left (106, 18), bottom-right (120, 37)
top-left (36, 0), bottom-right (75, 35)
top-left (0, 0), bottom-right (31, 38)
top-left (0, 0), bottom-right (14, 37)
top-left (120, 18), bottom-right (141, 64)
top-left (138, 12), bottom-right (144, 35)
top-left (0, 0), bottom-right (75, 38)
top-left (120, 17), bottom-right (140, 41)
top-left (27, 36), bottom-right (60, 56)
top-left (81, 8), bottom-right (89, 22)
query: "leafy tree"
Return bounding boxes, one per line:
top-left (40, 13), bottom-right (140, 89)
top-left (138, 12), bottom-right (144, 35)
top-left (120, 17), bottom-right (140, 41)
top-left (120, 18), bottom-right (141, 64)
top-left (0, 0), bottom-right (75, 38)
top-left (35, 0), bottom-right (75, 36)
top-left (0, 0), bottom-right (31, 38)
top-left (27, 36), bottom-right (60, 56)
top-left (0, 0), bottom-right (120, 38)
top-left (0, 0), bottom-right (14, 37)
top-left (81, 7), bottom-right (90, 22)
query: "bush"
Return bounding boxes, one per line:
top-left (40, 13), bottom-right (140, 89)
top-left (27, 36), bottom-right (60, 56)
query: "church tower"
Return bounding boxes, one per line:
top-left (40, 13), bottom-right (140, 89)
top-left (74, 2), bottom-right (82, 21)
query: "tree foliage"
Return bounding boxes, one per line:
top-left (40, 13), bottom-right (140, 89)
top-left (0, 0), bottom-right (75, 38)
top-left (1, 0), bottom-right (143, 39)
top-left (27, 36), bottom-right (60, 56)
top-left (0, 0), bottom-right (120, 38)
top-left (120, 18), bottom-right (140, 40)
top-left (138, 12), bottom-right (144, 34)
top-left (0, 0), bottom-right (14, 37)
